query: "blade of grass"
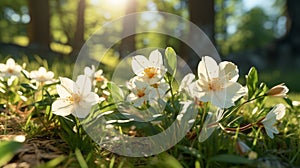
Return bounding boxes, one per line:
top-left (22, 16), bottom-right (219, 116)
top-left (75, 148), bottom-right (88, 168)
top-left (0, 141), bottom-right (22, 167)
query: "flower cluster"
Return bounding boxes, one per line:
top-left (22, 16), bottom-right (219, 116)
top-left (0, 47), bottom-right (290, 144)
top-left (52, 65), bottom-right (108, 118)
top-left (126, 50), bottom-right (169, 107)
top-left (0, 58), bottom-right (56, 108)
top-left (179, 55), bottom-right (288, 140)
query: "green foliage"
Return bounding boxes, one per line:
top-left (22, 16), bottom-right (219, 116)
top-left (0, 141), bottom-right (22, 167)
top-left (246, 67), bottom-right (258, 99)
top-left (0, 50), bottom-right (299, 167)
top-left (34, 156), bottom-right (65, 168)
top-left (75, 148), bottom-right (89, 168)
top-left (208, 154), bottom-right (253, 164)
top-left (165, 47), bottom-right (177, 77)
top-left (148, 152), bottom-right (183, 168)
top-left (107, 82), bottom-right (124, 103)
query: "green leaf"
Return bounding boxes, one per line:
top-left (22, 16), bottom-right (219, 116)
top-left (284, 97), bottom-right (293, 108)
top-left (208, 154), bottom-right (253, 164)
top-left (35, 156), bottom-right (65, 168)
top-left (177, 145), bottom-right (202, 159)
top-left (246, 67), bottom-right (258, 99)
top-left (75, 148), bottom-right (88, 168)
top-left (21, 83), bottom-right (37, 91)
top-left (165, 47), bottom-right (177, 77)
top-left (107, 82), bottom-right (124, 103)
top-left (0, 141), bottom-right (23, 167)
top-left (150, 152), bottom-right (183, 168)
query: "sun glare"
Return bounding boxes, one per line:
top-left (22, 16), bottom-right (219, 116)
top-left (108, 0), bottom-right (128, 7)
top-left (91, 0), bottom-right (128, 9)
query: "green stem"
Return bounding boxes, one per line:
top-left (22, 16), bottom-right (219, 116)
top-left (223, 94), bottom-right (266, 120)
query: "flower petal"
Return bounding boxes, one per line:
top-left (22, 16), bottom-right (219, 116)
top-left (264, 125), bottom-right (278, 139)
top-left (149, 50), bottom-right (163, 67)
top-left (273, 104), bottom-right (286, 120)
top-left (76, 75), bottom-right (92, 96)
top-left (225, 82), bottom-right (246, 102)
top-left (179, 73), bottom-right (195, 92)
top-left (47, 71), bottom-right (55, 79)
top-left (198, 56), bottom-right (219, 80)
top-left (133, 97), bottom-right (145, 107)
top-left (39, 67), bottom-right (47, 73)
top-left (84, 65), bottom-right (95, 77)
top-left (219, 61), bottom-right (239, 82)
top-left (73, 105), bottom-right (91, 118)
top-left (52, 99), bottom-right (73, 116)
top-left (56, 84), bottom-right (72, 98)
top-left (82, 92), bottom-right (100, 104)
top-left (59, 77), bottom-right (77, 93)
top-left (7, 58), bottom-right (16, 67)
top-left (211, 90), bottom-right (230, 108)
top-left (132, 55), bottom-right (151, 75)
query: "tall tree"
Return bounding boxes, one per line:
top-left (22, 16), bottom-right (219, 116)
top-left (269, 0), bottom-right (300, 67)
top-left (28, 0), bottom-right (50, 50)
top-left (119, 0), bottom-right (137, 58)
top-left (71, 0), bottom-right (86, 57)
top-left (181, 0), bottom-right (216, 71)
top-left (188, 0), bottom-right (215, 43)
top-left (283, 0), bottom-right (300, 56)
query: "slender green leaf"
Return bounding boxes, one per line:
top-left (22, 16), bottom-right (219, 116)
top-left (0, 141), bottom-right (22, 167)
top-left (35, 156), bottom-right (65, 168)
top-left (75, 148), bottom-right (88, 168)
top-left (107, 82), bottom-right (124, 103)
top-left (209, 154), bottom-right (253, 164)
top-left (246, 67), bottom-right (258, 99)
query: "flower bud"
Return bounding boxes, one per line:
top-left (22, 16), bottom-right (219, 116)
top-left (236, 140), bottom-right (251, 156)
top-left (248, 151), bottom-right (258, 160)
top-left (266, 83), bottom-right (289, 97)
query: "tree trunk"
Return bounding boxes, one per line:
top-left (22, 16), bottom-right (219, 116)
top-left (189, 0), bottom-right (215, 43)
top-left (269, 0), bottom-right (300, 68)
top-left (119, 0), bottom-right (137, 58)
top-left (180, 0), bottom-right (216, 71)
top-left (28, 0), bottom-right (50, 50)
top-left (71, 0), bottom-right (86, 58)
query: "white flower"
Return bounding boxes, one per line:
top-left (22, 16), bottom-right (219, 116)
top-left (30, 67), bottom-right (55, 83)
top-left (195, 56), bottom-right (246, 108)
top-left (179, 73), bottom-right (197, 97)
top-left (84, 65), bottom-right (108, 88)
top-left (261, 104), bottom-right (286, 139)
top-left (84, 65), bottom-right (96, 80)
top-left (126, 79), bottom-right (151, 107)
top-left (131, 50), bottom-right (167, 84)
top-left (0, 58), bottom-right (22, 78)
top-left (292, 101), bottom-right (300, 106)
top-left (52, 75), bottom-right (101, 118)
top-left (94, 69), bottom-right (108, 89)
top-left (149, 81), bottom-right (169, 101)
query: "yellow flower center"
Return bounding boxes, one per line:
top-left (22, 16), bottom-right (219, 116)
top-left (8, 68), bottom-right (14, 74)
top-left (68, 93), bottom-right (81, 103)
top-left (136, 88), bottom-right (146, 98)
top-left (144, 67), bottom-right (158, 79)
top-left (95, 76), bottom-right (104, 82)
top-left (151, 83), bottom-right (159, 88)
top-left (208, 78), bottom-right (223, 91)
